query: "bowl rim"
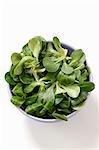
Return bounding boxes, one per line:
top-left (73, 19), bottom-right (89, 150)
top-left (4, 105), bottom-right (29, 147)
top-left (18, 107), bottom-right (78, 122)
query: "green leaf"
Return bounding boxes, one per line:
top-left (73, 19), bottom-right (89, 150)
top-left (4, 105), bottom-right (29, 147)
top-left (71, 49), bottom-right (85, 62)
top-left (57, 108), bottom-right (70, 114)
top-left (14, 56), bottom-right (33, 75)
top-left (24, 58), bottom-right (38, 68)
top-left (40, 72), bottom-right (58, 82)
top-left (79, 81), bottom-right (95, 92)
top-left (42, 84), bottom-right (55, 102)
top-left (71, 91), bottom-right (88, 106)
top-left (53, 37), bottom-right (61, 51)
top-left (25, 94), bottom-right (38, 105)
top-left (74, 70), bottom-right (81, 80)
top-left (78, 69), bottom-right (89, 83)
top-left (61, 61), bottom-right (73, 74)
top-left (55, 82), bottom-right (65, 94)
top-left (79, 54), bottom-right (86, 63)
top-left (28, 36), bottom-right (46, 60)
top-left (22, 44), bottom-right (32, 56)
top-left (12, 83), bottom-right (25, 96)
top-left (57, 71), bottom-right (75, 85)
top-left (69, 60), bottom-right (79, 68)
top-left (59, 98), bottom-right (71, 108)
top-left (10, 65), bottom-right (15, 77)
top-left (44, 99), bottom-right (54, 110)
top-left (5, 72), bottom-right (16, 85)
top-left (13, 75), bottom-right (19, 82)
top-left (55, 97), bottom-right (63, 105)
top-left (62, 85), bottom-right (80, 98)
top-left (53, 37), bottom-right (67, 56)
top-left (10, 65), bottom-right (19, 82)
top-left (11, 53), bottom-right (22, 65)
top-left (52, 112), bottom-right (67, 121)
top-left (43, 56), bottom-right (60, 72)
top-left (24, 81), bottom-right (40, 93)
top-left (46, 43), bottom-right (58, 57)
top-left (25, 102), bottom-right (42, 114)
top-left (11, 96), bottom-right (25, 107)
top-left (55, 94), bottom-right (64, 105)
top-left (19, 73), bottom-right (34, 84)
top-left (24, 60), bottom-right (34, 68)
top-left (35, 36), bottom-right (46, 42)
top-left (39, 99), bottom-right (54, 116)
top-left (74, 63), bottom-right (85, 71)
top-left (72, 100), bottom-right (86, 110)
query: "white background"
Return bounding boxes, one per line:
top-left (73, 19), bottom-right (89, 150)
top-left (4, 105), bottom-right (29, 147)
top-left (0, 0), bottom-right (99, 150)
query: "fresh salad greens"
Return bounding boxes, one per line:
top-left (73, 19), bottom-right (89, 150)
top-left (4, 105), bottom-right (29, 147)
top-left (5, 36), bottom-right (95, 121)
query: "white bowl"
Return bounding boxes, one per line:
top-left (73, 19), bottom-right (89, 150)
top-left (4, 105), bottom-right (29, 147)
top-left (16, 43), bottom-right (92, 122)
top-left (7, 42), bottom-right (93, 122)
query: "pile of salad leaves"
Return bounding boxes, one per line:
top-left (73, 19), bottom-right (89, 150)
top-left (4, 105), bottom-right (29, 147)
top-left (5, 36), bottom-right (95, 121)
